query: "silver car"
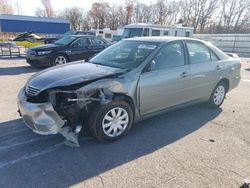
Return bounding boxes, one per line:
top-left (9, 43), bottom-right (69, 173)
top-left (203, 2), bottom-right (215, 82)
top-left (17, 37), bottom-right (241, 146)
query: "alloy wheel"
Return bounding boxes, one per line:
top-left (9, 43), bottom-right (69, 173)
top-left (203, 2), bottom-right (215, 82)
top-left (54, 56), bottom-right (67, 65)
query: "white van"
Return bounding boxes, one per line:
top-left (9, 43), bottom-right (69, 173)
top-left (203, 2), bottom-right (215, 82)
top-left (122, 23), bottom-right (194, 38)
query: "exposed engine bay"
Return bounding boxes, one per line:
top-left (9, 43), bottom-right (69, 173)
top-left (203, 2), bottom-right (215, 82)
top-left (48, 87), bottom-right (113, 147)
top-left (19, 76), bottom-right (129, 147)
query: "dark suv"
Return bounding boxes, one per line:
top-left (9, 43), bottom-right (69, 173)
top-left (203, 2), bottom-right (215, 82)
top-left (26, 35), bottom-right (110, 67)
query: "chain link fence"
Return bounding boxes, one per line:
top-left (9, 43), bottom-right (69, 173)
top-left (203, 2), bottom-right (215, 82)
top-left (194, 34), bottom-right (250, 57)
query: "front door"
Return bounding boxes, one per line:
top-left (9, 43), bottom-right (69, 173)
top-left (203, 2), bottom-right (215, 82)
top-left (68, 37), bottom-right (90, 61)
top-left (139, 41), bottom-right (190, 115)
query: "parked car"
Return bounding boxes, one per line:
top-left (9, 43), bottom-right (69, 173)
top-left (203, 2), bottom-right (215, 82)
top-left (18, 37), bottom-right (241, 146)
top-left (44, 30), bottom-right (96, 44)
top-left (26, 35), bottom-right (110, 67)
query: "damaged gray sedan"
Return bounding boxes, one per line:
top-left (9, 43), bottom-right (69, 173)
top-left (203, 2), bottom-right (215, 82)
top-left (17, 37), bottom-right (241, 146)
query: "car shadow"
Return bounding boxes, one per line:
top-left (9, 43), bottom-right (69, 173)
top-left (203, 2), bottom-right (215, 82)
top-left (0, 65), bottom-right (41, 75)
top-left (0, 105), bottom-right (222, 188)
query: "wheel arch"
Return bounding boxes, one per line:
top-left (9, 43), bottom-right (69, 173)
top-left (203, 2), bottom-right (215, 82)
top-left (219, 78), bottom-right (229, 93)
top-left (112, 93), bottom-right (135, 108)
top-left (54, 53), bottom-right (69, 61)
top-left (112, 93), bottom-right (136, 115)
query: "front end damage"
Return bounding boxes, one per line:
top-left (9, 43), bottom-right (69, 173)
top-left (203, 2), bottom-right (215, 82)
top-left (17, 80), bottom-right (119, 147)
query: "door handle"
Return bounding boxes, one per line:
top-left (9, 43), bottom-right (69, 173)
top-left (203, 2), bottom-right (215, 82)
top-left (180, 72), bottom-right (188, 78)
top-left (216, 65), bottom-right (222, 70)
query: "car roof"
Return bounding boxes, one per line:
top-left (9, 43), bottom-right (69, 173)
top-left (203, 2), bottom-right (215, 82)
top-left (69, 35), bottom-right (97, 37)
top-left (125, 36), bottom-right (204, 43)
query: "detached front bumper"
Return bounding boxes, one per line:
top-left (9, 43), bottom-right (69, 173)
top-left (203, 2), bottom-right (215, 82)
top-left (17, 87), bottom-right (65, 135)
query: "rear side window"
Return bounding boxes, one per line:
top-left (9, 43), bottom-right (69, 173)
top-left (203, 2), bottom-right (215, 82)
top-left (186, 41), bottom-right (219, 64)
top-left (90, 37), bottom-right (105, 45)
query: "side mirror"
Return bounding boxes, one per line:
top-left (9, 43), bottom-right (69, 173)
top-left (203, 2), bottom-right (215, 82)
top-left (72, 43), bottom-right (80, 48)
top-left (144, 60), bottom-right (156, 73)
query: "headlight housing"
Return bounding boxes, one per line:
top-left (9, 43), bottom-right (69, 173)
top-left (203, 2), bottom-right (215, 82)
top-left (37, 50), bottom-right (52, 55)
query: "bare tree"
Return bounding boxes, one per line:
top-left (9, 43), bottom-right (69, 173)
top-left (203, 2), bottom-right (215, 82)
top-left (125, 0), bottom-right (134, 25)
top-left (14, 3), bottom-right (24, 15)
top-left (35, 0), bottom-right (54, 17)
top-left (89, 2), bottom-right (109, 29)
top-left (153, 0), bottom-right (169, 25)
top-left (0, 0), bottom-right (13, 14)
top-left (218, 0), bottom-right (250, 33)
top-left (198, 0), bottom-right (219, 33)
top-left (134, 2), bottom-right (152, 23)
top-left (151, 0), bottom-right (180, 25)
top-left (106, 4), bottom-right (122, 30)
top-left (180, 0), bottom-right (219, 33)
top-left (31, 0), bottom-right (248, 34)
top-left (60, 7), bottom-right (86, 30)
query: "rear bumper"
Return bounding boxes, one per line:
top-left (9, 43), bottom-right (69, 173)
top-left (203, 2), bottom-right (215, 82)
top-left (26, 55), bottom-right (53, 67)
top-left (17, 87), bottom-right (65, 135)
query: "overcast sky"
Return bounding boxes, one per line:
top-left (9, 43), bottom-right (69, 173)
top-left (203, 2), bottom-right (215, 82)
top-left (12, 0), bottom-right (155, 16)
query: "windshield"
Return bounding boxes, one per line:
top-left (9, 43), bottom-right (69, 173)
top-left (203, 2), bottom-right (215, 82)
top-left (123, 28), bottom-right (143, 38)
top-left (90, 40), bottom-right (158, 69)
top-left (63, 31), bottom-right (77, 36)
top-left (54, 35), bottom-right (78, 45)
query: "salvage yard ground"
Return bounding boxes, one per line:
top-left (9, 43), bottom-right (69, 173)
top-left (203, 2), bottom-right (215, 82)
top-left (0, 58), bottom-right (250, 188)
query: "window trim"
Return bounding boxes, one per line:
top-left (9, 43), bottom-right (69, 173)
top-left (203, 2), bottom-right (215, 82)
top-left (209, 49), bottom-right (220, 62)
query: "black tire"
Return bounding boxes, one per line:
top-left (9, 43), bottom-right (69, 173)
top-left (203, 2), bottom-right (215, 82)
top-left (207, 81), bottom-right (227, 109)
top-left (88, 100), bottom-right (134, 142)
top-left (53, 54), bottom-right (68, 66)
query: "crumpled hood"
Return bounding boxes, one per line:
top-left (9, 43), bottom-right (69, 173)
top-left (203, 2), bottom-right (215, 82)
top-left (27, 62), bottom-right (123, 91)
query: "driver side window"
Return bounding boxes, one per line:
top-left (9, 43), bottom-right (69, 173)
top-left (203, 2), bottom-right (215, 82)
top-left (150, 42), bottom-right (185, 71)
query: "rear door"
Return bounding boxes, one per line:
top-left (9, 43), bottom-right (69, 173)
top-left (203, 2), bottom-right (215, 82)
top-left (185, 40), bottom-right (223, 101)
top-left (139, 41), bottom-right (191, 115)
top-left (87, 37), bottom-right (109, 59)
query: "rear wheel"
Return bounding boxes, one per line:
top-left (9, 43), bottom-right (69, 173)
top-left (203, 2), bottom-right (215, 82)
top-left (53, 55), bottom-right (67, 66)
top-left (207, 81), bottom-right (226, 108)
top-left (89, 100), bottom-right (134, 142)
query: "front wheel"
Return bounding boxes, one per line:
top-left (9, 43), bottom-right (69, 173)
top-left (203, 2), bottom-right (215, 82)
top-left (207, 82), bottom-right (226, 108)
top-left (89, 100), bottom-right (134, 142)
top-left (53, 55), bottom-right (67, 66)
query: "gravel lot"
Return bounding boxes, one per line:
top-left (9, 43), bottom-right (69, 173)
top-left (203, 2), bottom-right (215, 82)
top-left (0, 58), bottom-right (250, 188)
